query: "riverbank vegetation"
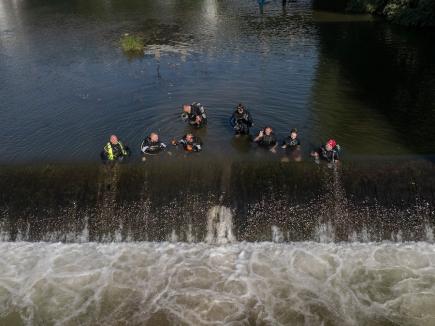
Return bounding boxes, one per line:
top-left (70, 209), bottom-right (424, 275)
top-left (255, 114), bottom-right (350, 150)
top-left (314, 0), bottom-right (435, 27)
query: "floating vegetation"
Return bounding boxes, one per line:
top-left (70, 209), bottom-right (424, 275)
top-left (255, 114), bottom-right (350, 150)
top-left (120, 33), bottom-right (144, 53)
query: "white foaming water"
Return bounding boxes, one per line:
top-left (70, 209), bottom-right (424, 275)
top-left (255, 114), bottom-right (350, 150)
top-left (313, 221), bottom-right (336, 243)
top-left (0, 220), bottom-right (10, 242)
top-left (205, 206), bottom-right (235, 244)
top-left (1, 242), bottom-right (435, 326)
top-left (271, 225), bottom-right (284, 243)
top-left (425, 224), bottom-right (434, 243)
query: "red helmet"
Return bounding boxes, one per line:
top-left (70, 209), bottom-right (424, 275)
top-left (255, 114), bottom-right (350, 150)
top-left (326, 139), bottom-right (337, 148)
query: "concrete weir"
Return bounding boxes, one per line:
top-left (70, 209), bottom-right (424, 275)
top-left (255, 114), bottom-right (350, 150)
top-left (0, 159), bottom-right (434, 242)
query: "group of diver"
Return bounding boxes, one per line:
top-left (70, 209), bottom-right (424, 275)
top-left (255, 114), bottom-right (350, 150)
top-left (101, 102), bottom-right (341, 164)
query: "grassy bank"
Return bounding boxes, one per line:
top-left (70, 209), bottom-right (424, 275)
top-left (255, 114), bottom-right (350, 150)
top-left (314, 0), bottom-right (435, 27)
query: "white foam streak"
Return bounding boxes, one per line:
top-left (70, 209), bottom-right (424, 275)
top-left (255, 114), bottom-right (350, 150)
top-left (313, 221), bottom-right (335, 243)
top-left (0, 221), bottom-right (10, 242)
top-left (425, 224), bottom-right (434, 243)
top-left (271, 225), bottom-right (284, 243)
top-left (205, 206), bottom-right (235, 244)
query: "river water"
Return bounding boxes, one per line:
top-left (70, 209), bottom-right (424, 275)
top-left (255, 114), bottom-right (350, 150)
top-left (0, 0), bottom-right (434, 162)
top-left (1, 0), bottom-right (435, 325)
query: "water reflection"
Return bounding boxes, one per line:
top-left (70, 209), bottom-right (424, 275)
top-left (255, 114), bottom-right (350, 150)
top-left (315, 21), bottom-right (435, 154)
top-left (231, 135), bottom-right (253, 154)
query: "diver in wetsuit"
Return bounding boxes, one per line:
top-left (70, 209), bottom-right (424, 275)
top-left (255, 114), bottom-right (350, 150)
top-left (101, 135), bottom-right (131, 162)
top-left (181, 102), bottom-right (207, 128)
top-left (254, 126), bottom-right (277, 153)
top-left (281, 128), bottom-right (301, 161)
top-left (311, 139), bottom-right (341, 163)
top-left (172, 133), bottom-right (203, 152)
top-left (141, 132), bottom-right (166, 155)
top-left (230, 103), bottom-right (253, 135)
top-left (281, 128), bottom-right (301, 150)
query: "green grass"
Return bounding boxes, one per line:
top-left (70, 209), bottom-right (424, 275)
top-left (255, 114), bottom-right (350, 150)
top-left (120, 34), bottom-right (144, 53)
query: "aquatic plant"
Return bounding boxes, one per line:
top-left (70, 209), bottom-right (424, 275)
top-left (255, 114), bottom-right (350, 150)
top-left (120, 34), bottom-right (144, 53)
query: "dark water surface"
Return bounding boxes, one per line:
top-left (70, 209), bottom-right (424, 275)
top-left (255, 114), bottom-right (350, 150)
top-left (1, 0), bottom-right (434, 163)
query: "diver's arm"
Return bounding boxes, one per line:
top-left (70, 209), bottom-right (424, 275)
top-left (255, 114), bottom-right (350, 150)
top-left (247, 113), bottom-right (253, 127)
top-left (193, 143), bottom-right (202, 152)
top-left (254, 130), bottom-right (263, 142)
top-left (333, 150), bottom-right (339, 163)
top-left (270, 138), bottom-right (278, 153)
top-left (171, 138), bottom-right (183, 146)
top-left (195, 115), bottom-right (202, 125)
top-left (310, 146), bottom-right (322, 157)
top-left (230, 114), bottom-right (236, 127)
top-left (140, 139), bottom-right (149, 153)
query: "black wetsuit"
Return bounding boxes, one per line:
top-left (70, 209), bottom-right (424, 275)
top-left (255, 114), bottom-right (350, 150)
top-left (230, 109), bottom-right (253, 135)
top-left (178, 136), bottom-right (203, 152)
top-left (183, 103), bottom-right (207, 128)
top-left (282, 137), bottom-right (301, 151)
top-left (257, 133), bottom-right (277, 148)
top-left (317, 145), bottom-right (340, 162)
top-left (141, 138), bottom-right (166, 155)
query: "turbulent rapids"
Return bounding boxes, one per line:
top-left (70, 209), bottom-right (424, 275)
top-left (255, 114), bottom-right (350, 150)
top-left (1, 242), bottom-right (435, 325)
top-left (1, 160), bottom-right (435, 325)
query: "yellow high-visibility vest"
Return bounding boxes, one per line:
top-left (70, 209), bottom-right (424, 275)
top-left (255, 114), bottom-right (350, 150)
top-left (104, 141), bottom-right (127, 160)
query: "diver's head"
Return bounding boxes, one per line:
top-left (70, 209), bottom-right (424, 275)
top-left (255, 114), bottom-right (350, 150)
top-left (110, 135), bottom-right (119, 145)
top-left (150, 132), bottom-right (159, 142)
top-left (325, 139), bottom-right (336, 151)
top-left (237, 103), bottom-right (245, 114)
top-left (183, 104), bottom-right (191, 114)
top-left (264, 127), bottom-right (273, 136)
top-left (185, 133), bottom-right (194, 143)
top-left (290, 128), bottom-right (298, 140)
